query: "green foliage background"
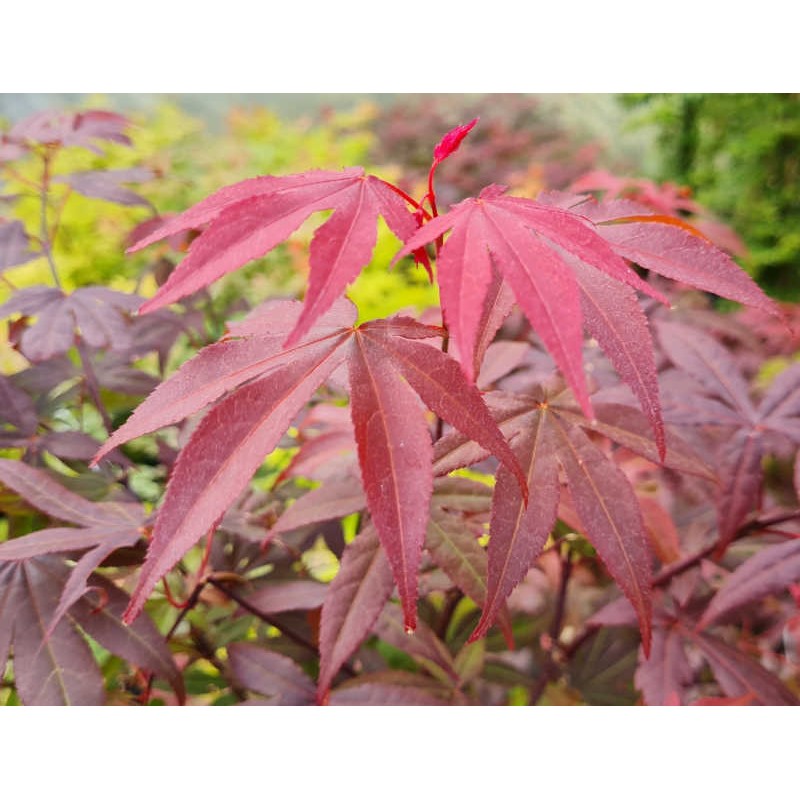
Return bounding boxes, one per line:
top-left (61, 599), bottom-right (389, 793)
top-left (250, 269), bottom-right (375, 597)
top-left (622, 93), bottom-right (800, 299)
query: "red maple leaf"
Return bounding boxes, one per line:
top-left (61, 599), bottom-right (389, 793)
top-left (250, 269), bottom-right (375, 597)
top-left (93, 299), bottom-right (525, 633)
top-left (127, 168), bottom-right (428, 345)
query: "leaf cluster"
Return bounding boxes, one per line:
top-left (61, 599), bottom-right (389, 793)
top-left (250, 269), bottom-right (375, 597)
top-left (0, 102), bottom-right (798, 706)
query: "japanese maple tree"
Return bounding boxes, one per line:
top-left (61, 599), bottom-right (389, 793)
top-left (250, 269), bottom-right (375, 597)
top-left (1, 104), bottom-right (798, 706)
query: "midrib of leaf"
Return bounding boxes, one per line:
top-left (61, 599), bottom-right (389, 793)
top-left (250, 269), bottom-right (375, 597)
top-left (183, 340), bottom-right (348, 504)
top-left (666, 330), bottom-right (755, 420)
top-left (681, 626), bottom-right (762, 699)
top-left (482, 211), bottom-right (566, 368)
top-left (0, 464), bottom-right (111, 527)
top-left (220, 177), bottom-right (357, 225)
top-left (269, 169), bottom-right (362, 198)
top-left (21, 564), bottom-right (72, 705)
top-left (320, 180), bottom-right (368, 275)
top-left (354, 334), bottom-right (409, 589)
top-left (331, 535), bottom-right (387, 642)
top-left (182, 330), bottom-right (346, 406)
top-left (578, 282), bottom-right (662, 447)
top-left (489, 411), bottom-right (548, 617)
top-left (551, 414), bottom-right (647, 621)
top-left (361, 330), bottom-right (524, 494)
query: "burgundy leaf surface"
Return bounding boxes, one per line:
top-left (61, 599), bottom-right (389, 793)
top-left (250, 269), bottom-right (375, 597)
top-left (690, 631), bottom-right (798, 706)
top-left (328, 672), bottom-right (447, 705)
top-left (657, 320), bottom-right (756, 419)
top-left (317, 523), bottom-right (394, 699)
top-left (592, 214), bottom-right (780, 319)
top-left (348, 333), bottom-right (434, 632)
top-left (634, 625), bottom-right (692, 705)
top-left (470, 411), bottom-right (559, 641)
top-left (123, 332), bottom-right (349, 622)
top-left (0, 557), bottom-right (105, 705)
top-left (242, 580), bottom-right (328, 615)
top-left (268, 474), bottom-right (366, 536)
top-left (69, 574), bottom-right (184, 702)
top-left (227, 642), bottom-right (316, 705)
top-left (551, 416), bottom-right (653, 653)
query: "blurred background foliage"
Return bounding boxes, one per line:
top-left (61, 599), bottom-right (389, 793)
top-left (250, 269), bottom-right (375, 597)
top-left (1, 93), bottom-right (797, 316)
top-left (621, 93), bottom-right (800, 299)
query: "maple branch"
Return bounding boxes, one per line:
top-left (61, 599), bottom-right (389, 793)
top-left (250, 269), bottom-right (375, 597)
top-left (560, 509), bottom-right (800, 662)
top-left (206, 576), bottom-right (356, 677)
top-left (654, 510), bottom-right (800, 589)
top-left (38, 150), bottom-right (63, 290)
top-left (48, 186), bottom-right (73, 244)
top-left (189, 624), bottom-right (248, 703)
top-left (163, 580), bottom-right (207, 641)
top-left (529, 550), bottom-right (573, 705)
top-left (426, 166), bottom-right (439, 219)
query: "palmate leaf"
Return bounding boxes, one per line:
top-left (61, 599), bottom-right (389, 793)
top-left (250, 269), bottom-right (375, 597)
top-left (434, 390), bottom-right (713, 651)
top-left (0, 286), bottom-right (140, 361)
top-left (128, 167), bottom-right (425, 344)
top-left (393, 185), bottom-right (668, 421)
top-left (54, 167), bottom-right (155, 209)
top-left (589, 602), bottom-right (797, 705)
top-left (95, 302), bottom-right (523, 631)
top-left (0, 459), bottom-right (146, 634)
top-left (396, 186), bottom-right (779, 448)
top-left (0, 556), bottom-right (182, 705)
top-left (7, 110), bottom-right (132, 152)
top-left (656, 324), bottom-right (800, 550)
